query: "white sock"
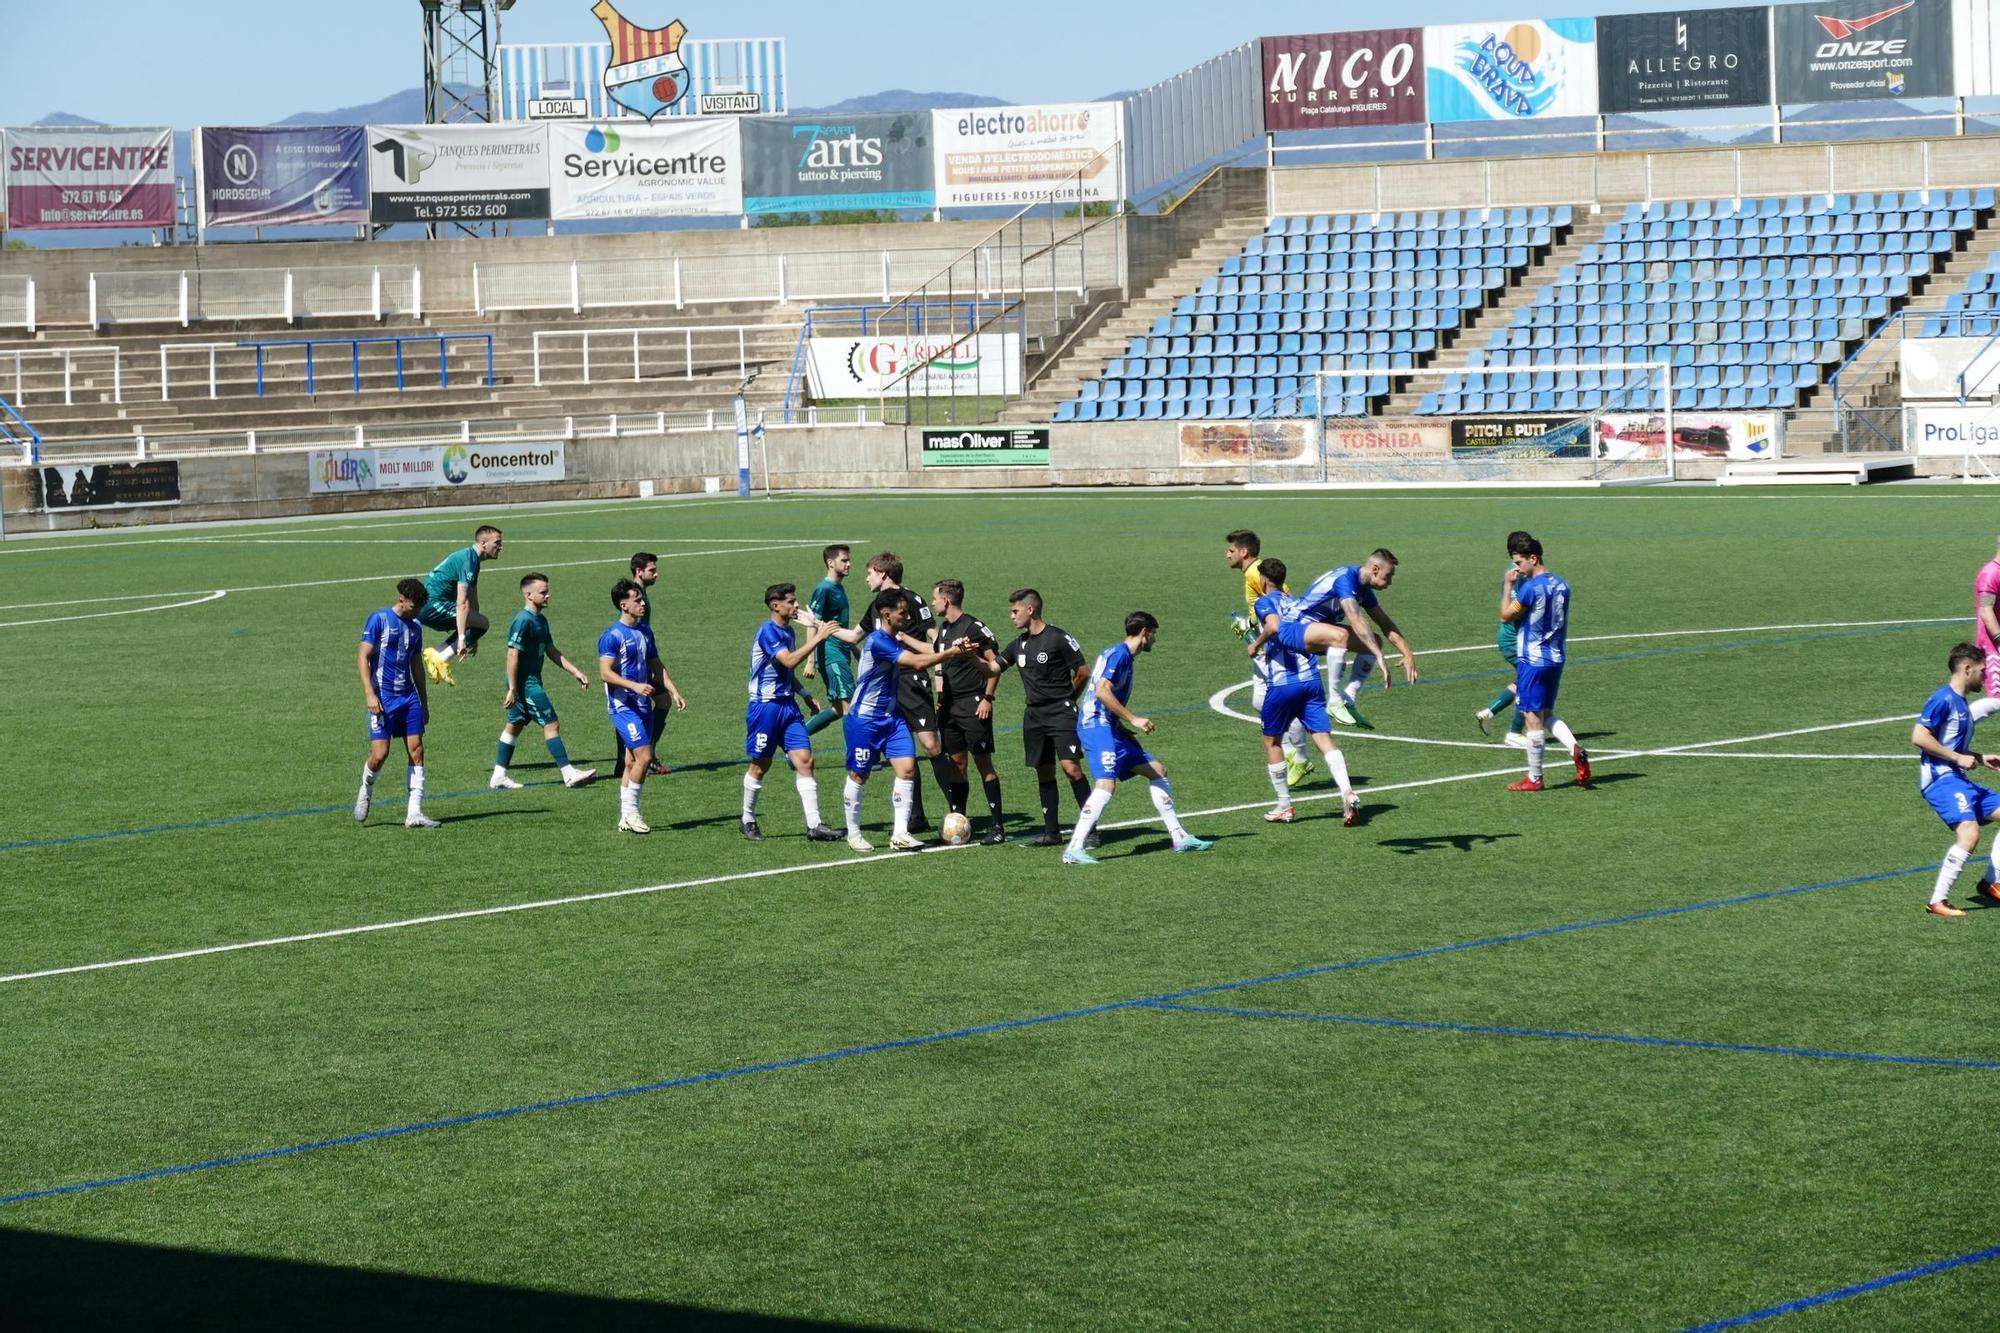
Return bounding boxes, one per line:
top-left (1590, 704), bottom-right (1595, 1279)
top-left (407, 765), bottom-right (425, 817)
top-left (1934, 846), bottom-right (1972, 905)
top-left (1550, 717), bottom-right (1580, 750)
top-left (436, 642), bottom-right (458, 663)
top-left (1267, 761), bottom-right (1290, 807)
top-left (843, 777), bottom-right (864, 834)
top-left (1974, 698), bottom-right (2000, 722)
top-left (1284, 720), bottom-right (1308, 753)
top-left (1526, 730), bottom-right (1546, 781)
top-left (1323, 745), bottom-right (1354, 798)
top-left (892, 777), bottom-right (915, 837)
top-left (361, 763), bottom-right (379, 787)
top-left (796, 774), bottom-right (823, 828)
top-left (620, 781), bottom-right (638, 816)
top-left (1326, 648), bottom-right (1347, 691)
top-left (1989, 842), bottom-right (2000, 885)
top-left (1344, 656), bottom-right (1374, 702)
top-left (1068, 787), bottom-right (1113, 853)
top-left (742, 772), bottom-right (762, 821)
top-left (1148, 779), bottom-right (1189, 843)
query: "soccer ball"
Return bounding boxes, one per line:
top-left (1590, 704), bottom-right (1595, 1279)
top-left (939, 812), bottom-right (972, 846)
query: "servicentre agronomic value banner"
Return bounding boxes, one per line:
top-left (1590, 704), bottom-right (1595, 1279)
top-left (1424, 18), bottom-right (1600, 120)
top-left (198, 126), bottom-right (368, 227)
top-left (4, 126), bottom-right (174, 229)
top-left (367, 123), bottom-right (551, 224)
top-left (549, 118), bottom-right (743, 218)
top-left (931, 103), bottom-right (1123, 208)
top-left (741, 113), bottom-right (934, 214)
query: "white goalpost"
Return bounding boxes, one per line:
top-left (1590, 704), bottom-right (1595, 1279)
top-left (1245, 361), bottom-right (1677, 487)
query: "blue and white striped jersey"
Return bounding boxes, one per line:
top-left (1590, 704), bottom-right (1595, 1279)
top-left (361, 607), bottom-right (422, 701)
top-left (747, 619), bottom-right (797, 703)
top-left (1256, 592), bottom-right (1317, 687)
top-left (1919, 685), bottom-right (1976, 790)
top-left (1079, 642), bottom-right (1135, 731)
top-left (1516, 571), bottom-right (1570, 666)
top-left (1281, 564), bottom-right (1376, 628)
top-left (598, 621), bottom-right (659, 715)
top-left (850, 628), bottom-right (904, 719)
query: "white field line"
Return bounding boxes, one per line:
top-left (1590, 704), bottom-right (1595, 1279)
top-left (174, 537), bottom-right (844, 547)
top-left (0, 590), bottom-right (226, 629)
top-left (1414, 616), bottom-right (1961, 660)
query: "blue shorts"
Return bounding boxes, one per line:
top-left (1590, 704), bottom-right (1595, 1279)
top-left (609, 704), bottom-right (655, 751)
top-left (1515, 661), bottom-right (1564, 715)
top-left (843, 710), bottom-right (914, 774)
top-left (368, 695), bottom-right (426, 741)
top-left (1079, 723), bottom-right (1155, 782)
top-left (1275, 619), bottom-right (1316, 654)
top-left (1923, 774), bottom-right (2000, 827)
top-left (746, 700), bottom-right (810, 761)
top-left (1261, 679), bottom-right (1330, 738)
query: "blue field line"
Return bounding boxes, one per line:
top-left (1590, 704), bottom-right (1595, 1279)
top-left (1684, 1242), bottom-right (2000, 1329)
top-left (0, 861), bottom-right (1932, 1209)
top-left (1141, 1001), bottom-right (2000, 1071)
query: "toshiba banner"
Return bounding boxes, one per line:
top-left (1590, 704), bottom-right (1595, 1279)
top-left (930, 103), bottom-right (1122, 209)
top-left (1774, 0), bottom-right (1953, 102)
top-left (805, 336), bottom-right (1022, 397)
top-left (549, 118), bottom-right (742, 219)
top-left (4, 126), bottom-right (175, 229)
top-left (1262, 30), bottom-right (1428, 129)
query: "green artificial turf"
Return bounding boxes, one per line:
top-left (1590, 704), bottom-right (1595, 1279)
top-left (3, 487), bottom-right (1998, 1329)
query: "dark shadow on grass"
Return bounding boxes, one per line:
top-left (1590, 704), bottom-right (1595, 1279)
top-left (435, 808), bottom-right (552, 825)
top-left (2, 1226), bottom-right (891, 1331)
top-left (1378, 832), bottom-right (1524, 856)
top-left (1578, 772), bottom-right (1645, 789)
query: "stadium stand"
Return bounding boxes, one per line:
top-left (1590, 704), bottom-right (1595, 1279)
top-left (1919, 237), bottom-right (2000, 338)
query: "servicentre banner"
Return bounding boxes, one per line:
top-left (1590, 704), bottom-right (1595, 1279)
top-left (4, 126), bottom-right (174, 229)
top-left (550, 118), bottom-right (743, 218)
top-left (1597, 8), bottom-right (1774, 112)
top-left (199, 126), bottom-right (367, 228)
top-left (1424, 18), bottom-right (1600, 120)
top-left (367, 123), bottom-right (551, 224)
top-left (1774, 0), bottom-right (1953, 101)
top-left (1262, 29), bottom-right (1428, 129)
top-left (741, 113), bottom-right (934, 214)
top-left (931, 102), bottom-right (1123, 208)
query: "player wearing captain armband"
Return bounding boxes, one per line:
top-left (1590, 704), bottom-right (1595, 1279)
top-left (1243, 559), bottom-right (1363, 827)
top-left (1225, 528), bottom-right (1311, 786)
top-left (1912, 642), bottom-right (2000, 918)
top-left (1276, 549), bottom-right (1418, 727)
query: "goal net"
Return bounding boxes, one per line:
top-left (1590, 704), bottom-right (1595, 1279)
top-left (1246, 362), bottom-right (1677, 486)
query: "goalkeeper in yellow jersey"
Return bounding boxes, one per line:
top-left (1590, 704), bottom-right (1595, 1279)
top-left (1225, 529), bottom-right (1312, 786)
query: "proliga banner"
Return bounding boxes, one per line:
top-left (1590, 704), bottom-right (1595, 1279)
top-left (1262, 29), bottom-right (1427, 129)
top-left (4, 126), bottom-right (174, 230)
top-left (930, 102), bottom-right (1123, 209)
top-left (308, 443), bottom-right (567, 494)
top-left (199, 125), bottom-right (368, 228)
top-left (1424, 18), bottom-right (1600, 120)
top-left (549, 118), bottom-right (742, 219)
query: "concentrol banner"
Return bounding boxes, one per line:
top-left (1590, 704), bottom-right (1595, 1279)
top-left (308, 444), bottom-right (567, 494)
top-left (1774, 0), bottom-right (1953, 101)
top-left (930, 102), bottom-right (1123, 209)
top-left (367, 123), bottom-right (551, 224)
top-left (1261, 29), bottom-right (1428, 129)
top-left (1424, 18), bottom-right (1600, 120)
top-left (741, 113), bottom-right (934, 214)
top-left (549, 118), bottom-right (742, 219)
top-left (805, 335), bottom-right (1022, 397)
top-left (198, 126), bottom-right (368, 228)
top-left (1596, 7), bottom-right (1774, 113)
top-left (4, 126), bottom-right (174, 229)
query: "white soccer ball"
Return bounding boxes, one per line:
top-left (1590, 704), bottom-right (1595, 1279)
top-left (939, 812), bottom-right (972, 846)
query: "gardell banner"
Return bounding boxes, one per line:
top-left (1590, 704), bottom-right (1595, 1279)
top-left (308, 444), bottom-right (567, 494)
top-left (1774, 0), bottom-right (1954, 101)
top-left (1424, 18), bottom-right (1601, 120)
top-left (930, 102), bottom-right (1123, 209)
top-left (198, 126), bottom-right (368, 228)
top-left (549, 118), bottom-right (742, 219)
top-left (1596, 7), bottom-right (1775, 112)
top-left (741, 113), bottom-right (935, 214)
top-left (1261, 29), bottom-right (1428, 129)
top-left (4, 126), bottom-right (174, 230)
top-left (367, 123), bottom-right (551, 225)
top-left (805, 335), bottom-right (1022, 397)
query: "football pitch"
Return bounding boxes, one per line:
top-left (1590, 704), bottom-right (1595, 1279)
top-left (5, 486), bottom-right (2000, 1329)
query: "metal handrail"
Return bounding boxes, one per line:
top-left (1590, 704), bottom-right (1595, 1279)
top-left (529, 322), bottom-right (799, 386)
top-left (238, 333), bottom-right (495, 398)
top-left (0, 393), bottom-right (41, 463)
top-left (3, 346), bottom-right (124, 406)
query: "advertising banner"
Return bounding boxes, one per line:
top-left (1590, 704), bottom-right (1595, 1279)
top-left (1956, 0), bottom-right (2000, 94)
top-left (1261, 29), bottom-right (1428, 129)
top-left (308, 443), bottom-right (566, 494)
top-left (805, 335), bottom-right (1022, 397)
top-left (549, 118), bottom-right (742, 219)
top-left (366, 123), bottom-right (551, 225)
top-left (38, 460), bottom-right (180, 509)
top-left (1324, 423), bottom-right (1452, 459)
top-left (1774, 0), bottom-right (1953, 102)
top-left (1909, 405), bottom-right (2000, 454)
top-left (1451, 416), bottom-right (1591, 447)
top-left (4, 126), bottom-right (174, 230)
top-left (1424, 18), bottom-right (1600, 120)
top-left (1900, 336), bottom-right (2000, 398)
top-left (198, 126), bottom-right (368, 228)
top-left (920, 427), bottom-right (1050, 466)
top-left (931, 102), bottom-right (1123, 209)
top-left (1178, 422), bottom-right (1318, 467)
top-left (1596, 411), bottom-right (1783, 459)
top-left (741, 113), bottom-right (935, 214)
top-left (1596, 7), bottom-right (1775, 112)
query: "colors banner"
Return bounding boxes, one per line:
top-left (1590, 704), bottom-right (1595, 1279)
top-left (805, 335), bottom-right (1022, 397)
top-left (1424, 18), bottom-right (1600, 120)
top-left (198, 125), bottom-right (368, 228)
top-left (920, 427), bottom-right (1050, 466)
top-left (1261, 29), bottom-right (1428, 129)
top-left (930, 102), bottom-right (1123, 209)
top-left (308, 444), bottom-right (567, 494)
top-left (741, 113), bottom-right (935, 214)
top-left (366, 123), bottom-right (551, 225)
top-left (4, 126), bottom-right (174, 230)
top-left (1774, 0), bottom-right (1953, 102)
top-left (549, 118), bottom-right (742, 219)
top-left (1596, 7), bottom-right (1775, 112)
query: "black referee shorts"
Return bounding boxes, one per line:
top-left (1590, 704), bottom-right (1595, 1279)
top-left (1022, 709), bottom-right (1081, 768)
top-left (898, 675), bottom-right (937, 734)
top-left (938, 694), bottom-right (994, 755)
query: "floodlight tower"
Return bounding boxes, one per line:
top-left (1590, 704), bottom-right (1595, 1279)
top-left (417, 0), bottom-right (515, 236)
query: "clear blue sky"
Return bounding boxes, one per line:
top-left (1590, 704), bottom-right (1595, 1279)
top-left (0, 0), bottom-right (1762, 125)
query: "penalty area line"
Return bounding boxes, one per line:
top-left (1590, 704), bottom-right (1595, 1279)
top-left (0, 590), bottom-right (226, 630)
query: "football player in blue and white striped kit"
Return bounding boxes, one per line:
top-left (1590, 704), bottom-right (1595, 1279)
top-left (355, 578), bottom-right (437, 828)
top-left (1499, 537), bottom-right (1590, 792)
top-left (1276, 550), bottom-right (1417, 727)
top-left (741, 582), bottom-right (844, 844)
top-left (1244, 560), bottom-right (1362, 826)
top-left (599, 578), bottom-right (687, 834)
top-left (1913, 642), bottom-right (2000, 917)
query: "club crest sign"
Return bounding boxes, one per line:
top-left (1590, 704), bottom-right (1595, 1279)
top-left (592, 1), bottom-right (691, 120)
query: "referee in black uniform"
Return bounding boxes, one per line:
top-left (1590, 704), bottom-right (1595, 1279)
top-left (996, 588), bottom-right (1097, 847)
top-left (930, 579), bottom-right (1007, 843)
top-left (860, 551), bottom-right (949, 832)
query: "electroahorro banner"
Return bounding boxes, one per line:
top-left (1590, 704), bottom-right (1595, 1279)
top-left (930, 102), bottom-right (1123, 209)
top-left (548, 118), bottom-right (742, 219)
top-left (307, 444), bottom-right (567, 494)
top-left (1261, 29), bottom-right (1428, 129)
top-left (1424, 18), bottom-right (1600, 120)
top-left (1774, 0), bottom-right (1954, 102)
top-left (198, 125), bottom-right (368, 228)
top-left (1596, 7), bottom-right (1775, 113)
top-left (4, 126), bottom-right (174, 230)
top-left (741, 113), bottom-right (935, 214)
top-left (367, 123), bottom-right (551, 225)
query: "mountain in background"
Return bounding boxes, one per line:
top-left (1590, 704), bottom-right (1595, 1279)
top-left (792, 90), bottom-right (1007, 115)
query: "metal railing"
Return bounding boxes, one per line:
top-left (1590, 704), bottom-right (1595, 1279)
top-left (87, 265), bottom-right (423, 328)
top-left (4, 346), bottom-right (123, 406)
top-left (239, 334), bottom-right (494, 398)
top-left (529, 322), bottom-right (798, 386)
top-left (0, 392), bottom-right (40, 463)
top-left (0, 275), bottom-right (36, 333)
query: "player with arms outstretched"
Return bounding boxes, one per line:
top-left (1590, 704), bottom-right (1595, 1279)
top-left (1225, 529), bottom-right (1311, 785)
top-left (742, 583), bottom-right (844, 843)
top-left (599, 577), bottom-right (687, 834)
top-left (1277, 550), bottom-right (1418, 726)
top-left (1245, 559), bottom-right (1362, 826)
top-left (356, 578), bottom-right (439, 829)
top-left (419, 525), bottom-right (502, 687)
top-left (1499, 537), bottom-right (1591, 792)
top-left (490, 573), bottom-right (598, 792)
top-left (1913, 642), bottom-right (2000, 917)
